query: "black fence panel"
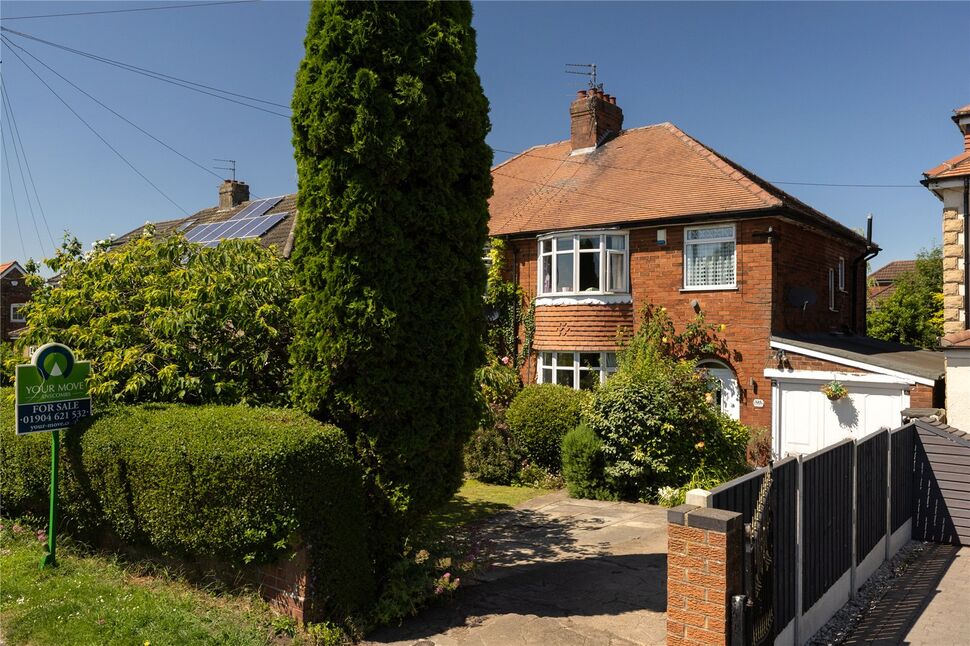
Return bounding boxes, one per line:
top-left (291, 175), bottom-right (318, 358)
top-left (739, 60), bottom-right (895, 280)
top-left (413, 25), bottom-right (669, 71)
top-left (912, 424), bottom-right (970, 545)
top-left (891, 425), bottom-right (915, 532)
top-left (709, 457), bottom-right (798, 639)
top-left (802, 440), bottom-right (853, 613)
top-left (856, 430), bottom-right (889, 562)
top-left (771, 457), bottom-right (798, 634)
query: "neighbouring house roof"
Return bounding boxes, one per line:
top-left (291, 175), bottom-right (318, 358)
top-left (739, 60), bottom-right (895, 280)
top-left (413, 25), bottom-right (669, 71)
top-left (869, 260), bottom-right (916, 284)
top-left (771, 332), bottom-right (945, 384)
top-left (922, 150), bottom-right (970, 182)
top-left (488, 122), bottom-right (869, 244)
top-left (941, 329), bottom-right (970, 349)
top-left (113, 194), bottom-right (298, 257)
top-left (1, 261), bottom-right (25, 277)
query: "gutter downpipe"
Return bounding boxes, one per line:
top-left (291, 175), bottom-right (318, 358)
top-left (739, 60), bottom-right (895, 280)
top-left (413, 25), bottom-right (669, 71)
top-left (964, 177), bottom-right (969, 330)
top-left (851, 214), bottom-right (880, 333)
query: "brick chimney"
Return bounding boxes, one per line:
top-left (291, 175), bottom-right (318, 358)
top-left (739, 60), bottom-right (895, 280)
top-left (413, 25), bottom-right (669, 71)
top-left (570, 88), bottom-right (623, 153)
top-left (219, 179), bottom-right (249, 210)
top-left (955, 105), bottom-right (970, 152)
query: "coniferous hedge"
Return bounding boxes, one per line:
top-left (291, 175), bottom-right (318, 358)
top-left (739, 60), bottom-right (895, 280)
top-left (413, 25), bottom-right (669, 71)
top-left (290, 0), bottom-right (493, 558)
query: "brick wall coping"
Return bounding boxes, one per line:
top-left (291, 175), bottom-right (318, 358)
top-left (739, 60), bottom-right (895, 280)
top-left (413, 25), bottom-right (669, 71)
top-left (667, 504), bottom-right (742, 534)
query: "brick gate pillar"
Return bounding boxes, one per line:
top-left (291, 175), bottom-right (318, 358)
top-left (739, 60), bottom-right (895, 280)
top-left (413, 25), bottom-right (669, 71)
top-left (666, 504), bottom-right (743, 646)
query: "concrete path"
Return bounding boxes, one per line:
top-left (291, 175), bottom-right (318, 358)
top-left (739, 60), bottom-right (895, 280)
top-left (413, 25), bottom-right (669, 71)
top-left (365, 492), bottom-right (669, 646)
top-left (843, 544), bottom-right (970, 646)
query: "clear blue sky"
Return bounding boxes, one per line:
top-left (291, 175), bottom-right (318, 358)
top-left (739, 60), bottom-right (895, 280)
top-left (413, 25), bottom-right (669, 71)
top-left (1, 1), bottom-right (968, 270)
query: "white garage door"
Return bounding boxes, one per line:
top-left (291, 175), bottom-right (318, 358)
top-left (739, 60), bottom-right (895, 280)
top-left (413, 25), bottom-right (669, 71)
top-left (776, 379), bottom-right (909, 455)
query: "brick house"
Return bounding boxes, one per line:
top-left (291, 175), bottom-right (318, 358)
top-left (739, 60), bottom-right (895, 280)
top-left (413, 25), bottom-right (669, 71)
top-left (1, 261), bottom-right (34, 342)
top-left (490, 89), bottom-right (942, 450)
top-left (923, 103), bottom-right (970, 431)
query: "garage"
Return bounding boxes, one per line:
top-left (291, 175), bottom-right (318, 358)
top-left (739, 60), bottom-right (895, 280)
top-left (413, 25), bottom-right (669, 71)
top-left (765, 334), bottom-right (944, 456)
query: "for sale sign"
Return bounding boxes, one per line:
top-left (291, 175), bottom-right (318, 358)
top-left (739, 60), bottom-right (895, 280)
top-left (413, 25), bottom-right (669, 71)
top-left (15, 343), bottom-right (92, 435)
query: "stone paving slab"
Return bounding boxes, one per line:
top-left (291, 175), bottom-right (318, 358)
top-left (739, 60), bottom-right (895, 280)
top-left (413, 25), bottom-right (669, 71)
top-left (365, 491), bottom-right (668, 646)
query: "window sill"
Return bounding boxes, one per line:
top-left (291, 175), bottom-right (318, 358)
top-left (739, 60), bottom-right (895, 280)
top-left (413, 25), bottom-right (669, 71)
top-left (534, 294), bottom-right (632, 306)
top-left (679, 286), bottom-right (738, 293)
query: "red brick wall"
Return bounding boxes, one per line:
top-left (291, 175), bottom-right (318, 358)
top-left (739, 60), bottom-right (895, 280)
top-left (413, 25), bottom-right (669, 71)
top-left (501, 215), bottom-right (867, 430)
top-left (533, 304), bottom-right (633, 350)
top-left (1, 266), bottom-right (33, 342)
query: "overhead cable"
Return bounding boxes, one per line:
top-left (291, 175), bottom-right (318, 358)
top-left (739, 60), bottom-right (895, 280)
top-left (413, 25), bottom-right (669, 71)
top-left (3, 1), bottom-right (258, 21)
top-left (3, 37), bottom-right (190, 215)
top-left (2, 27), bottom-right (291, 117)
top-left (1, 125), bottom-right (29, 258)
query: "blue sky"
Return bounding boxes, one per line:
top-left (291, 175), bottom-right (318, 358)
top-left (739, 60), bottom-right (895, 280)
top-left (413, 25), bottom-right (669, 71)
top-left (1, 1), bottom-right (968, 270)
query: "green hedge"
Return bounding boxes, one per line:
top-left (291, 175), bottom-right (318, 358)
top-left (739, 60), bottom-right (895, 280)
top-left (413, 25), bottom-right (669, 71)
top-left (0, 391), bottom-right (374, 618)
top-left (561, 424), bottom-right (615, 501)
top-left (506, 384), bottom-right (587, 472)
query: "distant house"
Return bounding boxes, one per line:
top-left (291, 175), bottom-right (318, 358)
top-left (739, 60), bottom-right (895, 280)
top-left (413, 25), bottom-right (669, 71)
top-left (923, 103), bottom-right (970, 431)
top-left (867, 259), bottom-right (916, 307)
top-left (1, 261), bottom-right (34, 342)
top-left (113, 180), bottom-right (298, 257)
top-left (490, 87), bottom-right (943, 453)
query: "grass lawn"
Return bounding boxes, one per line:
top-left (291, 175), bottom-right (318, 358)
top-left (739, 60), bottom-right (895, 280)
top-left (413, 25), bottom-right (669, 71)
top-left (0, 522), bottom-right (286, 646)
top-left (423, 479), bottom-right (556, 535)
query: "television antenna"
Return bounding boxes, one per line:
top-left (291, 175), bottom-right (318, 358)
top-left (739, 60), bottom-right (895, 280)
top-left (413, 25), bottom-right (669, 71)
top-left (565, 63), bottom-right (602, 91)
top-left (213, 158), bottom-right (236, 181)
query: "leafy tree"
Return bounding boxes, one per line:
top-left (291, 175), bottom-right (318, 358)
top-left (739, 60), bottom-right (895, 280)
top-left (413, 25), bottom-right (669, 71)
top-left (11, 231), bottom-right (296, 405)
top-left (289, 0), bottom-right (492, 557)
top-left (868, 246), bottom-right (943, 349)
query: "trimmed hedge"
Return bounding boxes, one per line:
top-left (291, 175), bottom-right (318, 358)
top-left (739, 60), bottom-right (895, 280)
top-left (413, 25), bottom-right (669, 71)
top-left (506, 384), bottom-right (587, 472)
top-left (0, 391), bottom-right (374, 618)
top-left (561, 424), bottom-right (614, 501)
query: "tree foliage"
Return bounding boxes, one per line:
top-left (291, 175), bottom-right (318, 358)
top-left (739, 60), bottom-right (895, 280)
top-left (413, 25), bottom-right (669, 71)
top-left (12, 232), bottom-right (296, 405)
top-left (868, 246), bottom-right (943, 349)
top-left (289, 0), bottom-right (492, 554)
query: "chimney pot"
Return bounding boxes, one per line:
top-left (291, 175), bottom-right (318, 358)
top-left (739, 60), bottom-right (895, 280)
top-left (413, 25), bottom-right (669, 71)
top-left (219, 179), bottom-right (250, 210)
top-left (577, 90), bottom-right (587, 99)
top-left (609, 95), bottom-right (617, 105)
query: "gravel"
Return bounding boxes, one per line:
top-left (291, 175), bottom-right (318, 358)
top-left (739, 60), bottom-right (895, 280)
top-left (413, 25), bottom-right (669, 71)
top-left (808, 540), bottom-right (926, 645)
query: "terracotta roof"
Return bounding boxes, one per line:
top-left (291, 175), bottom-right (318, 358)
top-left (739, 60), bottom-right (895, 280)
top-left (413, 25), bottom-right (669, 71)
top-left (868, 283), bottom-right (896, 304)
top-left (941, 329), bottom-right (970, 349)
top-left (488, 122), bottom-right (867, 243)
top-left (869, 260), bottom-right (916, 284)
top-left (113, 194), bottom-right (298, 257)
top-left (923, 150), bottom-right (970, 181)
top-left (953, 104), bottom-right (970, 120)
top-left (0, 262), bottom-right (14, 274)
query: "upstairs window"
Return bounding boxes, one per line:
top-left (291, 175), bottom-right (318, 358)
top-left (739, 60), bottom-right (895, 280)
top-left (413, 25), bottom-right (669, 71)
top-left (538, 232), bottom-right (628, 296)
top-left (684, 224), bottom-right (736, 289)
top-left (10, 303), bottom-right (26, 323)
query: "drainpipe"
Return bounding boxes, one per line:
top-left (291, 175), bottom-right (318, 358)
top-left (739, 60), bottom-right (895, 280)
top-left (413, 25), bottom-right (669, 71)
top-left (964, 177), bottom-right (969, 330)
top-left (851, 214), bottom-right (880, 333)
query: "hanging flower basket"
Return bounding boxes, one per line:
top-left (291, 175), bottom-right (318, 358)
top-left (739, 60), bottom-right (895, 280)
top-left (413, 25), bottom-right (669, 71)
top-left (821, 380), bottom-right (849, 401)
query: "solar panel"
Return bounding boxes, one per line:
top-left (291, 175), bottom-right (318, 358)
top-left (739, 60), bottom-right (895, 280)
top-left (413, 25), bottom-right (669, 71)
top-left (176, 219), bottom-right (195, 232)
top-left (229, 196), bottom-right (283, 221)
top-left (185, 212), bottom-right (289, 246)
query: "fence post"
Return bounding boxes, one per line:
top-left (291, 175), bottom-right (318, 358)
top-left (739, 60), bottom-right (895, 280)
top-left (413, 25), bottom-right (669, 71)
top-left (686, 488), bottom-right (712, 508)
top-left (794, 453), bottom-right (804, 646)
top-left (885, 431), bottom-right (892, 562)
top-left (850, 439), bottom-right (858, 598)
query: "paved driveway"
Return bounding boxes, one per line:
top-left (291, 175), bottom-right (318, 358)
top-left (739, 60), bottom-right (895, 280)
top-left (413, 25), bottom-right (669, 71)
top-left (365, 492), bottom-right (669, 646)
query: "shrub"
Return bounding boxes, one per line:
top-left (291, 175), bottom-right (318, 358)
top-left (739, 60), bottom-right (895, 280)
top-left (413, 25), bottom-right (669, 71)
top-left (561, 424), bottom-right (614, 500)
top-left (746, 425), bottom-right (773, 467)
top-left (289, 0), bottom-right (493, 565)
top-left (506, 384), bottom-right (587, 472)
top-left (463, 425), bottom-right (519, 485)
top-left (11, 234), bottom-right (296, 406)
top-left (0, 394), bottom-right (374, 618)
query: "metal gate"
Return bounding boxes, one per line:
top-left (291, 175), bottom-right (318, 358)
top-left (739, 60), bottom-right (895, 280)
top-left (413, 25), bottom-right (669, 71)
top-left (734, 467), bottom-right (774, 645)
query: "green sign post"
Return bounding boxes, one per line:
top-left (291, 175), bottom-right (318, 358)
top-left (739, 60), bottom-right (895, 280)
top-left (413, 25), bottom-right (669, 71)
top-left (15, 343), bottom-right (92, 568)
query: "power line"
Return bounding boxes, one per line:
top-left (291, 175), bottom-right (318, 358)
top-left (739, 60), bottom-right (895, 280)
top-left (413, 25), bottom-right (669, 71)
top-left (3, 37), bottom-right (190, 215)
top-left (1, 80), bottom-right (58, 251)
top-left (3, 1), bottom-right (258, 21)
top-left (1, 90), bottom-right (47, 251)
top-left (491, 146), bottom-right (923, 189)
top-left (4, 38), bottom-right (226, 185)
top-left (2, 27), bottom-right (291, 117)
top-left (1, 125), bottom-right (28, 258)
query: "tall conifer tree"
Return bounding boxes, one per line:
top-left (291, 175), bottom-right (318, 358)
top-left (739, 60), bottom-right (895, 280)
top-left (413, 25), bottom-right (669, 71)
top-left (290, 0), bottom-right (492, 555)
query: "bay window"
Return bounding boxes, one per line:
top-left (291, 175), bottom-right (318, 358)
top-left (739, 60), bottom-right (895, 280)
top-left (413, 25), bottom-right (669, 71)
top-left (684, 224), bottom-right (736, 289)
top-left (539, 232), bottom-right (628, 296)
top-left (538, 351), bottom-right (618, 390)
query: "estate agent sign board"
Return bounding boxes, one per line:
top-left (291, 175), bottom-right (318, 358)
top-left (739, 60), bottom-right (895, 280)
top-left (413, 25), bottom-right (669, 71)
top-left (14, 343), bottom-right (92, 567)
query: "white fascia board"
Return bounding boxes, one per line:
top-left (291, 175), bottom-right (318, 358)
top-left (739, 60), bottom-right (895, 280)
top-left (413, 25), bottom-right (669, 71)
top-left (534, 294), bottom-right (632, 306)
top-left (763, 368), bottom-right (911, 385)
top-left (924, 177), bottom-right (969, 191)
top-left (768, 340), bottom-right (935, 386)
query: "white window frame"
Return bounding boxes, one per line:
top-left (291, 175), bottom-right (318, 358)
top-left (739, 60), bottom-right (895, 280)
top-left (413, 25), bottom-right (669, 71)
top-left (537, 350), bottom-right (618, 390)
top-left (837, 257), bottom-right (846, 292)
top-left (10, 303), bottom-right (26, 323)
top-left (683, 223), bottom-right (737, 290)
top-left (828, 268), bottom-right (837, 311)
top-left (537, 231), bottom-right (629, 297)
